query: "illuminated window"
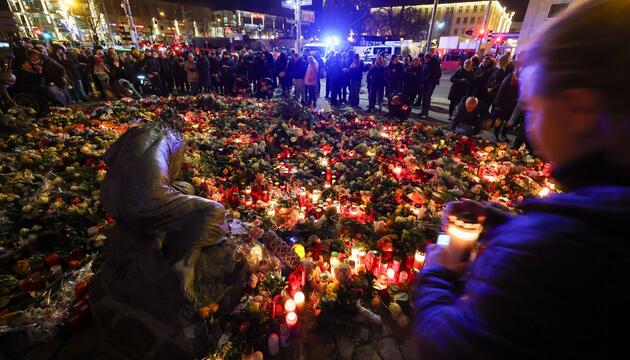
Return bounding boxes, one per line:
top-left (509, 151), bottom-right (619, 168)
top-left (471, 17), bottom-right (475, 24)
top-left (458, 6), bottom-right (463, 13)
top-left (466, 6), bottom-right (470, 13)
top-left (481, 5), bottom-right (485, 11)
top-left (456, 17), bottom-right (461, 24)
top-left (474, 5), bottom-right (478, 12)
top-left (463, 17), bottom-right (468, 24)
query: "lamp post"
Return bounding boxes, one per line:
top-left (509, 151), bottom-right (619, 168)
top-left (425, 0), bottom-right (439, 53)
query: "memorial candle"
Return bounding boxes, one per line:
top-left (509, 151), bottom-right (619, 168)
top-left (392, 256), bottom-right (401, 273)
top-left (387, 268), bottom-right (396, 284)
top-left (413, 250), bottom-right (426, 270)
top-left (286, 311), bottom-right (298, 327)
top-left (398, 270), bottom-right (409, 285)
top-left (284, 299), bottom-right (296, 313)
top-left (293, 291), bottom-right (305, 310)
top-left (311, 189), bottom-right (321, 204)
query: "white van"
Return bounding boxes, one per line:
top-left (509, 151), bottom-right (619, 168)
top-left (362, 45), bottom-right (402, 62)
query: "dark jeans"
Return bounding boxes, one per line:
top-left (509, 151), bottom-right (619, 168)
top-left (421, 83), bottom-right (437, 116)
top-left (330, 82), bottom-right (341, 106)
top-left (325, 75), bottom-right (331, 98)
top-left (70, 79), bottom-right (88, 101)
top-left (349, 80), bottom-right (361, 107)
top-left (306, 85), bottom-right (317, 107)
top-left (368, 84), bottom-right (384, 109)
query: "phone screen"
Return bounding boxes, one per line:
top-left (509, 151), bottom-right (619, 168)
top-left (436, 233), bottom-right (451, 246)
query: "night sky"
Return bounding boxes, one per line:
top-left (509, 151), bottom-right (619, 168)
top-left (193, 0), bottom-right (530, 22)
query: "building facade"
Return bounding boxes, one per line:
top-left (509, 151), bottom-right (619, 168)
top-left (518, 0), bottom-right (582, 50)
top-left (368, 0), bottom-right (514, 41)
top-left (6, 0), bottom-right (294, 45)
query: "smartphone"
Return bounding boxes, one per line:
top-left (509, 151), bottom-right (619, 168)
top-left (436, 233), bottom-right (451, 246)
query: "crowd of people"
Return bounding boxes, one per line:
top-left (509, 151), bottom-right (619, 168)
top-left (8, 37), bottom-right (525, 146)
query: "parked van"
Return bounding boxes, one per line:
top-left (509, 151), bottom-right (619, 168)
top-left (362, 44), bottom-right (402, 62)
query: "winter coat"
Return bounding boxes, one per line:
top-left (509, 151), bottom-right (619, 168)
top-left (415, 153), bottom-right (630, 359)
top-left (197, 55), bottom-right (210, 85)
top-left (473, 64), bottom-right (495, 101)
top-left (367, 64), bottom-right (386, 88)
top-left (421, 57), bottom-right (442, 87)
top-left (487, 67), bottom-right (510, 103)
top-left (448, 67), bottom-right (474, 101)
top-left (184, 60), bottom-right (198, 83)
top-left (348, 60), bottom-right (365, 82)
top-left (304, 62), bottom-right (319, 86)
top-left (492, 74), bottom-right (519, 120)
top-left (289, 58), bottom-right (307, 80)
top-left (385, 62), bottom-right (404, 90)
top-left (253, 57), bottom-right (271, 80)
top-left (402, 64), bottom-right (422, 96)
top-left (450, 97), bottom-right (489, 131)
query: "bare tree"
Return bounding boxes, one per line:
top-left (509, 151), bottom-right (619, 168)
top-left (364, 5), bottom-right (429, 40)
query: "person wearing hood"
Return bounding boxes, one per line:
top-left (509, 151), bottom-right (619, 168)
top-left (415, 1), bottom-right (630, 359)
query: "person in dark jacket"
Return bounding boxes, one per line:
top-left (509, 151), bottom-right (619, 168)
top-left (142, 49), bottom-right (162, 95)
top-left (324, 51), bottom-right (334, 99)
top-left (39, 45), bottom-right (72, 106)
top-left (449, 96), bottom-right (489, 135)
top-left (402, 57), bottom-right (422, 106)
top-left (447, 59), bottom-right (474, 120)
top-left (174, 57), bottom-right (187, 94)
top-left (420, 52), bottom-right (442, 119)
top-left (65, 48), bottom-right (89, 102)
top-left (220, 52), bottom-right (236, 96)
top-left (472, 55), bottom-right (496, 104)
top-left (415, 2), bottom-right (630, 359)
top-left (347, 54), bottom-right (364, 107)
top-left (160, 50), bottom-right (175, 95)
top-left (275, 52), bottom-right (290, 96)
top-left (196, 52), bottom-right (211, 93)
top-left (491, 68), bottom-right (520, 141)
top-left (486, 54), bottom-right (512, 106)
top-left (252, 52), bottom-right (271, 82)
top-left (385, 54), bottom-right (404, 100)
top-left (367, 55), bottom-right (386, 112)
top-left (288, 53), bottom-right (307, 104)
top-left (328, 53), bottom-right (344, 107)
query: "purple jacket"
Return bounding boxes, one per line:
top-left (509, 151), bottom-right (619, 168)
top-left (415, 154), bottom-right (629, 359)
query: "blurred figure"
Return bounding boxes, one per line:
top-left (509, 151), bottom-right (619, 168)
top-left (447, 59), bottom-right (474, 120)
top-left (385, 54), bottom-right (403, 101)
top-left (415, 1), bottom-right (630, 359)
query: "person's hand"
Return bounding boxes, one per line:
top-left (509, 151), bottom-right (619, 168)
top-left (424, 243), bottom-right (470, 274)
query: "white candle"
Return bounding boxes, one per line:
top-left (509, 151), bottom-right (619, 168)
top-left (413, 250), bottom-right (425, 270)
top-left (284, 299), bottom-right (296, 312)
top-left (294, 291), bottom-right (305, 310)
top-left (286, 311), bottom-right (298, 327)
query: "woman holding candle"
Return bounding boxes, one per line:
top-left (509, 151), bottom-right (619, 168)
top-left (414, 2), bottom-right (630, 359)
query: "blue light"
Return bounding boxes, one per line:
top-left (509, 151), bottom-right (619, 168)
top-left (323, 35), bottom-right (339, 47)
top-left (288, 236), bottom-right (298, 244)
top-left (42, 32), bottom-right (52, 40)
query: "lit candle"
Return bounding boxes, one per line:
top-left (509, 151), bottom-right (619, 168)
top-left (267, 207), bottom-right (276, 217)
top-left (245, 185), bottom-right (252, 195)
top-left (284, 299), bottom-right (296, 312)
top-left (398, 270), bottom-right (409, 284)
top-left (311, 190), bottom-right (321, 203)
top-left (268, 333), bottom-right (280, 355)
top-left (393, 166), bottom-right (403, 178)
top-left (245, 196), bottom-right (253, 207)
top-left (392, 256), bottom-right (401, 273)
top-left (330, 252), bottom-right (340, 270)
top-left (286, 311), bottom-right (298, 327)
top-left (413, 250), bottom-right (426, 270)
top-left (297, 208), bottom-right (306, 221)
top-left (358, 250), bottom-right (366, 265)
top-left (320, 157), bottom-right (329, 167)
top-left (387, 268), bottom-right (396, 283)
top-left (294, 291), bottom-right (305, 310)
